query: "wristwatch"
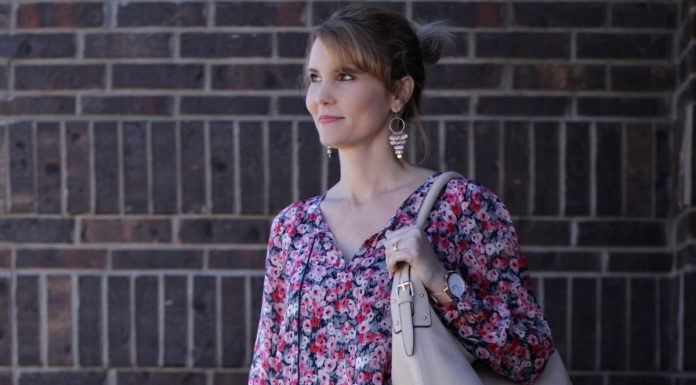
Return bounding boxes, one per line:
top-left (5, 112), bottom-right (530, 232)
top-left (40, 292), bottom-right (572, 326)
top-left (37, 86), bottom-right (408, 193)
top-left (429, 270), bottom-right (467, 305)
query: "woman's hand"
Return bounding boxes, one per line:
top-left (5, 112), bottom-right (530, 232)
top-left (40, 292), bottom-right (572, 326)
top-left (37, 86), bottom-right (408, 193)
top-left (384, 227), bottom-right (448, 293)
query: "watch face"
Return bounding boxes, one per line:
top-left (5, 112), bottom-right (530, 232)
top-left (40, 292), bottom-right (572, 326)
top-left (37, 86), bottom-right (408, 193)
top-left (447, 272), bottom-right (467, 298)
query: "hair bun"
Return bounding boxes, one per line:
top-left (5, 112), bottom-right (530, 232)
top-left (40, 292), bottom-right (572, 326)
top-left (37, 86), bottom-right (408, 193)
top-left (414, 21), bottom-right (454, 65)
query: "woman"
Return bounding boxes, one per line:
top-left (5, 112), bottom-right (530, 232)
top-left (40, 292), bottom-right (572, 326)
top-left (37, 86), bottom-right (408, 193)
top-left (249, 5), bottom-right (555, 385)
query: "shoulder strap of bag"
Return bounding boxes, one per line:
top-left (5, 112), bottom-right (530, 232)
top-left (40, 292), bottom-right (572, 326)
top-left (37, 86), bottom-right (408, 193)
top-left (414, 171), bottom-right (464, 230)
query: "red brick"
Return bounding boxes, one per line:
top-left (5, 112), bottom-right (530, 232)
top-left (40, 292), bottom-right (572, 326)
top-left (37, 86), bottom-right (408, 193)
top-left (82, 96), bottom-right (173, 116)
top-left (8, 122), bottom-right (34, 213)
top-left (66, 122), bottom-right (90, 214)
top-left (114, 64), bottom-right (204, 90)
top-left (112, 249), bottom-right (203, 270)
top-left (17, 276), bottom-right (40, 365)
top-left (47, 276), bottom-right (73, 366)
top-left (118, 2), bottom-right (206, 27)
top-left (180, 121), bottom-right (206, 214)
top-left (85, 33), bottom-right (171, 58)
top-left (178, 218), bottom-right (269, 244)
top-left (0, 250), bottom-right (9, 269)
top-left (513, 64), bottom-right (606, 90)
top-left (216, 2), bottom-right (306, 26)
top-left (209, 249), bottom-right (264, 270)
top-left (17, 249), bottom-right (105, 269)
top-left (15, 65), bottom-right (104, 90)
top-left (212, 64), bottom-right (302, 90)
top-left (426, 64), bottom-right (502, 89)
top-left (81, 218), bottom-right (171, 243)
top-left (18, 2), bottom-right (103, 28)
top-left (36, 122), bottom-right (62, 214)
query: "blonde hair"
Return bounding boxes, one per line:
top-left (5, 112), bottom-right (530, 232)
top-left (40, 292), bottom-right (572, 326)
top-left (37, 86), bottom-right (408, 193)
top-left (305, 4), bottom-right (453, 162)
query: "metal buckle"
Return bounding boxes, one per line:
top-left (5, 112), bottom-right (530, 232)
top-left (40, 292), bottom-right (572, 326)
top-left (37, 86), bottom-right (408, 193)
top-left (396, 281), bottom-right (414, 298)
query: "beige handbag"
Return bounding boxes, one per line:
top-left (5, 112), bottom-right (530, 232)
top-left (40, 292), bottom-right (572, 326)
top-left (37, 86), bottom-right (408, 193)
top-left (390, 171), bottom-right (572, 385)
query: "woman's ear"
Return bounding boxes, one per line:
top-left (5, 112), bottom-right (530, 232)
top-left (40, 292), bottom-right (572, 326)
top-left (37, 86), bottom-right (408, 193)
top-left (391, 76), bottom-right (415, 112)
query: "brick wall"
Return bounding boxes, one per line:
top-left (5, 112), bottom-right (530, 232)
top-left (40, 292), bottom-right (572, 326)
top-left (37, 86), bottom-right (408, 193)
top-left (0, 1), bottom-right (691, 384)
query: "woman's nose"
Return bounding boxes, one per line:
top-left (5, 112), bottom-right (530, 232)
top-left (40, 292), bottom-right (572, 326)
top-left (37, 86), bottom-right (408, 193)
top-left (315, 82), bottom-right (335, 105)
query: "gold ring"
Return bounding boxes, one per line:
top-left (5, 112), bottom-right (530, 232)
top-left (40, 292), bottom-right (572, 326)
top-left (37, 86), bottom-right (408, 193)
top-left (392, 242), bottom-right (399, 252)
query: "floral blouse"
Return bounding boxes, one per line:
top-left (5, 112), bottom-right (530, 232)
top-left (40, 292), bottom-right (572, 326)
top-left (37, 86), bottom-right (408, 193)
top-left (249, 173), bottom-right (554, 385)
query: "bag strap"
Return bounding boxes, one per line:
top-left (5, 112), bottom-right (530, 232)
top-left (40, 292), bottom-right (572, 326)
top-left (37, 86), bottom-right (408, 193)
top-left (414, 171), bottom-right (464, 230)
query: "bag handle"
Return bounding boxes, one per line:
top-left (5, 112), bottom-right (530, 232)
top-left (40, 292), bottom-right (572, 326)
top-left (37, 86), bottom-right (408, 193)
top-left (414, 171), bottom-right (464, 230)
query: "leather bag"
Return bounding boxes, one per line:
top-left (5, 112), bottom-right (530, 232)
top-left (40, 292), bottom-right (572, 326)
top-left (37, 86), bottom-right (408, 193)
top-left (390, 171), bottom-right (572, 385)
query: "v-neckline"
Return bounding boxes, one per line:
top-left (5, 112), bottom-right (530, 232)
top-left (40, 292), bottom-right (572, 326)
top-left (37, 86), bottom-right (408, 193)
top-left (315, 172), bottom-right (441, 265)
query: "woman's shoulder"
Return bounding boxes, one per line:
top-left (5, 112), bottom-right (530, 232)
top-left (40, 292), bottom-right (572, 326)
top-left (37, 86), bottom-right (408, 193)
top-left (270, 195), bottom-right (322, 229)
top-left (438, 174), bottom-right (512, 223)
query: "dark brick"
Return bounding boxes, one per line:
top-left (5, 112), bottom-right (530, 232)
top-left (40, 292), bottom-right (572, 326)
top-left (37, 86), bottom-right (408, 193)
top-left (514, 219), bottom-right (570, 246)
top-left (180, 33), bottom-right (271, 58)
top-left (164, 276), bottom-right (187, 366)
top-left (654, 125), bottom-right (669, 218)
top-left (543, 278), bottom-right (568, 359)
top-left (135, 276), bottom-right (158, 366)
top-left (477, 96), bottom-right (569, 116)
top-left (412, 2), bottom-right (503, 27)
top-left (9, 122), bottom-right (34, 212)
top-left (630, 278), bottom-right (658, 370)
top-left (18, 2), bottom-right (103, 28)
top-left (249, 276), bottom-right (264, 349)
top-left (214, 372), bottom-right (249, 385)
top-left (525, 252), bottom-right (601, 272)
top-left (122, 122), bottom-right (148, 213)
top-left (601, 278), bottom-right (627, 370)
top-left (17, 276), bottom-right (40, 365)
top-left (0, 34), bottom-right (75, 58)
top-left (178, 219), bottom-right (269, 244)
top-left (193, 277), bottom-right (216, 367)
top-left (278, 32), bottom-right (309, 58)
top-left (151, 122), bottom-right (178, 214)
top-left (209, 121), bottom-right (236, 214)
top-left (216, 2), bottom-right (306, 26)
top-left (240, 122), bottom-right (265, 214)
top-left (411, 121), bottom-right (439, 170)
top-left (118, 2), bottom-right (206, 26)
top-left (79, 276), bottom-right (102, 366)
top-left (444, 122), bottom-right (469, 178)
top-left (514, 2), bottom-right (606, 27)
top-left (513, 64), bottom-right (605, 91)
top-left (268, 122), bottom-right (293, 213)
top-left (313, 2), bottom-right (405, 25)
top-left (17, 249), bottom-right (106, 269)
top-left (421, 97), bottom-right (470, 115)
top-left (441, 32), bottom-right (468, 58)
top-left (608, 375), bottom-right (671, 385)
top-left (0, 218), bottom-right (73, 242)
top-left (279, 96), bottom-right (306, 115)
top-left (659, 277), bottom-right (676, 370)
top-left (209, 249), bottom-right (265, 270)
top-left (180, 121), bottom-right (206, 214)
top-left (473, 121), bottom-right (499, 192)
top-left (612, 65), bottom-right (674, 92)
top-left (577, 221), bottom-right (666, 246)
top-left (427, 64), bottom-right (502, 89)
top-left (571, 278), bottom-right (597, 370)
top-left (476, 32), bottom-right (569, 58)
top-left (15, 65), bottom-right (104, 90)
top-left (19, 372), bottom-right (107, 385)
top-left (533, 122), bottom-right (559, 215)
top-left (612, 3), bottom-right (676, 28)
top-left (93, 122), bottom-right (119, 214)
top-left (571, 375), bottom-right (605, 385)
top-left (180, 96), bottom-right (270, 115)
top-left (297, 122), bottom-right (322, 199)
top-left (66, 122), bottom-right (90, 214)
top-left (222, 277), bottom-right (245, 367)
top-left (118, 371), bottom-right (206, 385)
top-left (565, 122), bottom-right (591, 216)
top-left (114, 64), bottom-right (204, 90)
top-left (596, 123), bottom-right (622, 216)
top-left (85, 33), bottom-right (171, 58)
top-left (47, 276), bottom-right (73, 366)
top-left (0, 250), bottom-right (8, 269)
top-left (579, 97), bottom-right (668, 117)
top-left (113, 250), bottom-right (203, 270)
top-left (608, 252), bottom-right (672, 272)
top-left (108, 277), bottom-right (131, 366)
top-left (83, 96), bottom-right (173, 116)
top-left (0, 96), bottom-right (75, 115)
top-left (626, 124), bottom-right (654, 217)
top-left (0, 278), bottom-right (10, 365)
top-left (0, 4), bottom-right (8, 29)
top-left (35, 122), bottom-right (61, 214)
top-left (684, 272), bottom-right (696, 369)
top-left (213, 64), bottom-right (302, 90)
top-left (0, 66), bottom-right (6, 89)
top-left (577, 33), bottom-right (671, 60)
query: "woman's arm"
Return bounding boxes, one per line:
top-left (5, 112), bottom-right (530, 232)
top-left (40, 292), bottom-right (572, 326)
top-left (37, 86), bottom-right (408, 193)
top-left (429, 179), bottom-right (554, 384)
top-left (248, 213), bottom-right (290, 384)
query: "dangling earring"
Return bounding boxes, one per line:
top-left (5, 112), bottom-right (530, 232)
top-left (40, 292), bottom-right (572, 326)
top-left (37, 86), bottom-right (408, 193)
top-left (326, 146), bottom-right (333, 158)
top-left (388, 113), bottom-right (407, 159)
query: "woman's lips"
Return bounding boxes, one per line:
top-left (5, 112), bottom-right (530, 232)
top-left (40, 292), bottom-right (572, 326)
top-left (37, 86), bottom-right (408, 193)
top-left (318, 115), bottom-right (344, 124)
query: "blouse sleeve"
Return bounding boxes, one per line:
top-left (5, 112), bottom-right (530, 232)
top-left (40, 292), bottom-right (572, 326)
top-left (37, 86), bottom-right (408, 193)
top-left (429, 179), bottom-right (554, 384)
top-left (248, 211), bottom-right (290, 384)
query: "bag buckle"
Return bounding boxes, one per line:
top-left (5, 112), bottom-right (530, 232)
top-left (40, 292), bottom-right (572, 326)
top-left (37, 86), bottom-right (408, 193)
top-left (396, 281), bottom-right (414, 298)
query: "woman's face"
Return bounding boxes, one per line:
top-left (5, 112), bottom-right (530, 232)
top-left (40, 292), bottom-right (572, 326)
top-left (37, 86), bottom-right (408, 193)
top-left (305, 38), bottom-right (397, 150)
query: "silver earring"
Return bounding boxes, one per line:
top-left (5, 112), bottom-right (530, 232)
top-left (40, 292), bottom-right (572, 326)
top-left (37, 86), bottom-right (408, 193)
top-left (388, 113), bottom-right (407, 159)
top-left (326, 146), bottom-right (333, 158)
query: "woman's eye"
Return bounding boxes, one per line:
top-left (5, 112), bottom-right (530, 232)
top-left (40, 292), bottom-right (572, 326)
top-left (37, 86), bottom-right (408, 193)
top-left (339, 73), bottom-right (355, 81)
top-left (309, 74), bottom-right (320, 82)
